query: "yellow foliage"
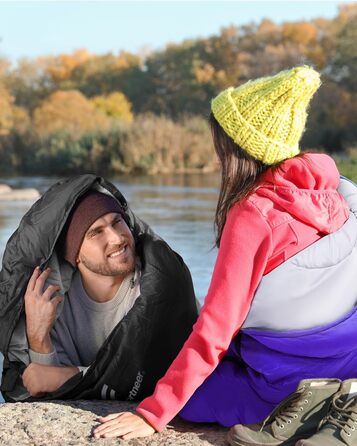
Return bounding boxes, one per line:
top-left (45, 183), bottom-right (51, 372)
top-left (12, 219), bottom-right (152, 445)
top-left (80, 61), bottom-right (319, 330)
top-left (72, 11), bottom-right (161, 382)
top-left (92, 92), bottom-right (133, 123)
top-left (0, 83), bottom-right (14, 135)
top-left (33, 90), bottom-right (110, 137)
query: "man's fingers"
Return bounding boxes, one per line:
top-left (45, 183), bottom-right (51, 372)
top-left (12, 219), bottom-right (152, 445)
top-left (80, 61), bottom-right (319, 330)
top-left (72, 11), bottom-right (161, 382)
top-left (50, 296), bottom-right (64, 308)
top-left (33, 268), bottom-right (51, 294)
top-left (22, 369), bottom-right (33, 392)
top-left (27, 266), bottom-right (41, 292)
top-left (42, 284), bottom-right (61, 301)
top-left (22, 371), bottom-right (29, 385)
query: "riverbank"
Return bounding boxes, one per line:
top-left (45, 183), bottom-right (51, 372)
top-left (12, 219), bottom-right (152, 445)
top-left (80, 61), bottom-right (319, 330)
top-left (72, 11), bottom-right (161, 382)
top-left (0, 400), bottom-right (228, 445)
top-left (0, 184), bottom-right (40, 201)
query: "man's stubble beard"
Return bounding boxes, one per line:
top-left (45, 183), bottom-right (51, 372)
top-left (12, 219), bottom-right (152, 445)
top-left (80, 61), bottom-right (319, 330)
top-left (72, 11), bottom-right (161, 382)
top-left (79, 249), bottom-right (136, 277)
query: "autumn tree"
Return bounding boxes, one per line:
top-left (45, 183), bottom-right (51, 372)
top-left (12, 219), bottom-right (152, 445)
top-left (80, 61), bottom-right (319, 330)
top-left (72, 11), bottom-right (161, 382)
top-left (1, 5), bottom-right (356, 172)
top-left (92, 91), bottom-right (133, 123)
top-left (6, 58), bottom-right (54, 111)
top-left (302, 80), bottom-right (356, 152)
top-left (330, 6), bottom-right (357, 91)
top-left (0, 82), bottom-right (14, 135)
top-left (33, 90), bottom-right (110, 137)
top-left (138, 39), bottom-right (226, 117)
top-left (69, 51), bottom-right (143, 97)
top-left (42, 49), bottom-right (92, 85)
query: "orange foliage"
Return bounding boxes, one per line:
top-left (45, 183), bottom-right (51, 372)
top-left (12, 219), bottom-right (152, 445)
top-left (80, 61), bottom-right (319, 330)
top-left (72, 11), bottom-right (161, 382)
top-left (282, 22), bottom-right (318, 45)
top-left (194, 64), bottom-right (215, 84)
top-left (338, 3), bottom-right (357, 20)
top-left (33, 90), bottom-right (110, 137)
top-left (43, 49), bottom-right (93, 82)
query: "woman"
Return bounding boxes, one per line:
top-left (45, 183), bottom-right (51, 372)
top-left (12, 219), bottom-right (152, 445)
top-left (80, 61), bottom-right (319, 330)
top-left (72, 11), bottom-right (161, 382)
top-left (93, 66), bottom-right (357, 440)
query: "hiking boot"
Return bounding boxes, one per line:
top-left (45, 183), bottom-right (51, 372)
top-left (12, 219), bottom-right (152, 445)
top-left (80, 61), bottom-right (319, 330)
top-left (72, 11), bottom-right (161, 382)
top-left (296, 379), bottom-right (357, 446)
top-left (227, 378), bottom-right (341, 446)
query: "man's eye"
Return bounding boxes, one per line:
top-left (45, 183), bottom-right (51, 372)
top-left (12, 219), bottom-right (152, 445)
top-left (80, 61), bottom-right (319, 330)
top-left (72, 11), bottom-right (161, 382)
top-left (90, 230), bottom-right (101, 238)
top-left (113, 219), bottom-right (122, 226)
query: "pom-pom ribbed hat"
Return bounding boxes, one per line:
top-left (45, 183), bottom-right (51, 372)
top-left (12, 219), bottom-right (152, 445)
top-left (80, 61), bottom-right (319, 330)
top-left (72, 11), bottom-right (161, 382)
top-left (211, 66), bottom-right (321, 165)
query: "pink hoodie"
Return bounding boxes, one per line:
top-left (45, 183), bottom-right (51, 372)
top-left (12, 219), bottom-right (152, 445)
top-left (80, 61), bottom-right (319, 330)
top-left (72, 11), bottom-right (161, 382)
top-left (136, 153), bottom-right (349, 431)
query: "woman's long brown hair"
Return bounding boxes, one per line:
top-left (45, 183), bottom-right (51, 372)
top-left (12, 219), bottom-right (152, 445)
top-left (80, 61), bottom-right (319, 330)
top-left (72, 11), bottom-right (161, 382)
top-left (210, 112), bottom-right (273, 247)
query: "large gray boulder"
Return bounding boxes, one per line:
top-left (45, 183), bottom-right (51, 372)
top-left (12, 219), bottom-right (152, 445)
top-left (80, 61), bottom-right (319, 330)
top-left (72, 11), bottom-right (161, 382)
top-left (0, 400), bottom-right (229, 445)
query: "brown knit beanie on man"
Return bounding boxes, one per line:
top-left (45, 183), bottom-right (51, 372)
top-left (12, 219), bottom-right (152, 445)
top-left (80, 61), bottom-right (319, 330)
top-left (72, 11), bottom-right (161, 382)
top-left (63, 191), bottom-right (127, 267)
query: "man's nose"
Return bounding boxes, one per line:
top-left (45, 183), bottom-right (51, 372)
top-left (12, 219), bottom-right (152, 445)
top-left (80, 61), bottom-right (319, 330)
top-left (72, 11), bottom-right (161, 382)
top-left (107, 225), bottom-right (124, 243)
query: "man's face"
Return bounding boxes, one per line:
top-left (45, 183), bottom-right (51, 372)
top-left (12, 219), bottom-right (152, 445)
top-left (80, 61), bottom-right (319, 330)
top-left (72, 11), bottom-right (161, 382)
top-left (77, 212), bottom-right (136, 277)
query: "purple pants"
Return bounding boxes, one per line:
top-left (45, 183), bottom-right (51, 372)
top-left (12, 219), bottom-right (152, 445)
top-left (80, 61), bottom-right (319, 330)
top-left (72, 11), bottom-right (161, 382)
top-left (179, 307), bottom-right (357, 427)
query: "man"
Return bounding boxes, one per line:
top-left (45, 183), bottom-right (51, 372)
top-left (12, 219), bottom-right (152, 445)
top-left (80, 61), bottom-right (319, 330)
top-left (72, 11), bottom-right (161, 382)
top-left (23, 191), bottom-right (141, 396)
top-left (0, 175), bottom-right (198, 402)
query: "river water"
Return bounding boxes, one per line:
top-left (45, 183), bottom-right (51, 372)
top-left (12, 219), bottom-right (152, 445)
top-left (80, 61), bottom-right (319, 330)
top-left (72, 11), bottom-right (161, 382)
top-left (0, 173), bottom-right (220, 402)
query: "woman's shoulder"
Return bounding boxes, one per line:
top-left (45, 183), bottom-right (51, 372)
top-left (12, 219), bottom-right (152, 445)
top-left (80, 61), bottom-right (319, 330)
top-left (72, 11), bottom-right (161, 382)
top-left (226, 196), bottom-right (275, 234)
top-left (231, 193), bottom-right (295, 233)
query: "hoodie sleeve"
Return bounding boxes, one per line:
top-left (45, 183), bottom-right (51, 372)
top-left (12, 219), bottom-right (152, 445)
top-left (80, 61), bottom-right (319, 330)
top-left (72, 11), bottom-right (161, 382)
top-left (29, 348), bottom-right (60, 365)
top-left (136, 200), bottom-right (273, 431)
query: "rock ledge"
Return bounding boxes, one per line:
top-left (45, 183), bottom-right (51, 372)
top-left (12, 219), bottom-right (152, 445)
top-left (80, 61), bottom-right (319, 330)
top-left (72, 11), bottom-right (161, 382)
top-left (0, 400), bottom-right (229, 445)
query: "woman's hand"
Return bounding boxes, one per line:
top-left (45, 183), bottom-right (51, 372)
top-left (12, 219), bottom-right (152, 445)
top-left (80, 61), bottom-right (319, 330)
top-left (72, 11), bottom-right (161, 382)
top-left (93, 412), bottom-right (155, 440)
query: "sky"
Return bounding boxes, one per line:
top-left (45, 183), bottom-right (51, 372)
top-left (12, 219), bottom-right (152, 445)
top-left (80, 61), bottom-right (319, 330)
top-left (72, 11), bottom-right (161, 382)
top-left (0, 0), bottom-right (352, 63)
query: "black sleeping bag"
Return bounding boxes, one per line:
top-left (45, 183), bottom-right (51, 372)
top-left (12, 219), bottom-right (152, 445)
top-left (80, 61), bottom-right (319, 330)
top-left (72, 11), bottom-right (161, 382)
top-left (0, 175), bottom-right (198, 402)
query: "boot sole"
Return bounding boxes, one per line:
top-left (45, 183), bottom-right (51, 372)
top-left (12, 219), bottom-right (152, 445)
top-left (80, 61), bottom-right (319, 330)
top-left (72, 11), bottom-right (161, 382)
top-left (226, 431), bottom-right (312, 446)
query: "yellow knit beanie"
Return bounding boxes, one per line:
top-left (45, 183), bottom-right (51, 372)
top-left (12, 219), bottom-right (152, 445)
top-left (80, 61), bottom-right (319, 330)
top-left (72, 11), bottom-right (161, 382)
top-left (211, 66), bottom-right (321, 165)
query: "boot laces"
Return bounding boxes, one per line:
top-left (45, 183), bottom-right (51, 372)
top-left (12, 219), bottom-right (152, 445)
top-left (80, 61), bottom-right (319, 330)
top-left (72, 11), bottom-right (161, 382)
top-left (319, 394), bottom-right (357, 437)
top-left (261, 387), bottom-right (311, 430)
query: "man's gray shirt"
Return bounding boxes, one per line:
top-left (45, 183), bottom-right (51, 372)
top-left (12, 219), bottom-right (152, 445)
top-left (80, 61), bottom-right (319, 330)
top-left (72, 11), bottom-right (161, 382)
top-left (29, 267), bottom-right (140, 370)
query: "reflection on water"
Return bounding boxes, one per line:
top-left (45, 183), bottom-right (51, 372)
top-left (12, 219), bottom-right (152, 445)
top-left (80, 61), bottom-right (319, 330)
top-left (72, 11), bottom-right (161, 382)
top-left (0, 173), bottom-right (220, 403)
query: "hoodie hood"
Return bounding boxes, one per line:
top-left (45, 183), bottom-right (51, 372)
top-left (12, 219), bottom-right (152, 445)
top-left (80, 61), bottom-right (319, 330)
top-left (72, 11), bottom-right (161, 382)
top-left (257, 153), bottom-right (349, 234)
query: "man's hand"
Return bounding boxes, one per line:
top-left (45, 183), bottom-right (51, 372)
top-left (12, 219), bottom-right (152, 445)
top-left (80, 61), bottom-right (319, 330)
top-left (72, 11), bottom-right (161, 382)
top-left (93, 412), bottom-right (156, 440)
top-left (22, 363), bottom-right (79, 397)
top-left (25, 267), bottom-right (63, 353)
